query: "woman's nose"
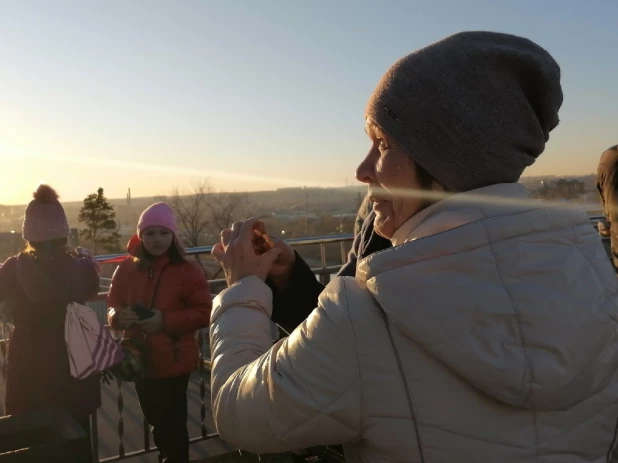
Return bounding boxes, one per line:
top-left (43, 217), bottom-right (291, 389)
top-left (356, 152), bottom-right (374, 184)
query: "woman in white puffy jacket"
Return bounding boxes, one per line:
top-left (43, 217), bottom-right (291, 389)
top-left (210, 31), bottom-right (618, 463)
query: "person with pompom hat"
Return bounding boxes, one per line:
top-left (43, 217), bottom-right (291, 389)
top-left (0, 185), bottom-right (101, 450)
top-left (107, 202), bottom-right (211, 463)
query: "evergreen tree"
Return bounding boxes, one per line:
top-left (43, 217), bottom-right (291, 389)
top-left (78, 187), bottom-right (121, 255)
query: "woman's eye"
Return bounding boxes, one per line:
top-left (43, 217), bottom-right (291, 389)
top-left (378, 139), bottom-right (389, 152)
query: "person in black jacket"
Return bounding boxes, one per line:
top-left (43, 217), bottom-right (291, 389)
top-left (266, 197), bottom-right (391, 334)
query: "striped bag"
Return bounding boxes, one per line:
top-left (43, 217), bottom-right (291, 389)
top-left (65, 302), bottom-right (124, 379)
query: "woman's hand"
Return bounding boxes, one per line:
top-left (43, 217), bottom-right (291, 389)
top-left (118, 308), bottom-right (138, 329)
top-left (264, 236), bottom-right (296, 290)
top-left (212, 218), bottom-right (281, 286)
top-left (250, 222), bottom-right (296, 289)
top-left (138, 309), bottom-right (164, 334)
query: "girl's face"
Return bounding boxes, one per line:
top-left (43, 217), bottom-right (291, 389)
top-left (141, 226), bottom-right (174, 257)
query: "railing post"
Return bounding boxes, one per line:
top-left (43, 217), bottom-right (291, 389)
top-left (116, 378), bottom-right (125, 458)
top-left (143, 417), bottom-right (151, 452)
top-left (91, 410), bottom-right (99, 463)
top-left (319, 243), bottom-right (331, 285)
top-left (340, 241), bottom-right (347, 265)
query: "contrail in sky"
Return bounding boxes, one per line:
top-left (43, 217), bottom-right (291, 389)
top-left (1, 150), bottom-right (602, 214)
top-left (2, 151), bottom-right (341, 189)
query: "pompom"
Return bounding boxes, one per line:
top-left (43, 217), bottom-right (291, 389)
top-left (33, 184), bottom-right (60, 203)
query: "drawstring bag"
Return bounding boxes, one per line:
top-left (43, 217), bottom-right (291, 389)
top-left (65, 302), bottom-right (124, 379)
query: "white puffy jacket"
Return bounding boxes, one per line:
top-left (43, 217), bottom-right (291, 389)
top-left (210, 183), bottom-right (618, 462)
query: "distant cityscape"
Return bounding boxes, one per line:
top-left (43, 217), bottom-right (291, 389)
top-left (0, 174), bottom-right (603, 264)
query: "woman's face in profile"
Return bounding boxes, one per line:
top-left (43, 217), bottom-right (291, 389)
top-left (355, 120), bottom-right (426, 239)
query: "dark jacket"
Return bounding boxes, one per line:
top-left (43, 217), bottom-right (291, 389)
top-left (597, 145), bottom-right (618, 270)
top-left (268, 210), bottom-right (391, 332)
top-left (107, 255), bottom-right (211, 379)
top-left (0, 252), bottom-right (101, 418)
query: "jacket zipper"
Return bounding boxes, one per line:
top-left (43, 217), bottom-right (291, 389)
top-left (150, 264), bottom-right (179, 362)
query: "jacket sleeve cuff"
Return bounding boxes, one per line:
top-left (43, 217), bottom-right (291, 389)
top-left (211, 276), bottom-right (272, 325)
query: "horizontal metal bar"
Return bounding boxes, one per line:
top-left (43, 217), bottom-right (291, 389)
top-left (188, 433), bottom-right (221, 444)
top-left (88, 265), bottom-right (343, 303)
top-left (93, 215), bottom-right (603, 264)
top-left (94, 234), bottom-right (354, 262)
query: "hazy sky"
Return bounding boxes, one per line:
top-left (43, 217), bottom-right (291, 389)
top-left (1, 0), bottom-right (616, 205)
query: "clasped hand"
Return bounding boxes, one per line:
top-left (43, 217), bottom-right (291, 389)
top-left (211, 218), bottom-right (289, 286)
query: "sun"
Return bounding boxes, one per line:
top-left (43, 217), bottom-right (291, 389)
top-left (0, 157), bottom-right (40, 205)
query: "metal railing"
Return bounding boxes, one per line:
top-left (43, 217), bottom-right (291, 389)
top-left (1, 234), bottom-right (353, 463)
top-left (91, 234), bottom-right (352, 462)
top-left (92, 330), bottom-right (219, 463)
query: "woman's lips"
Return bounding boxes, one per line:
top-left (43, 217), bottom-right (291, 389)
top-left (371, 198), bottom-right (390, 213)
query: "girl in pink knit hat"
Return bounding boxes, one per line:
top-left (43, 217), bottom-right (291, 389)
top-left (0, 185), bottom-right (101, 453)
top-left (107, 202), bottom-right (211, 463)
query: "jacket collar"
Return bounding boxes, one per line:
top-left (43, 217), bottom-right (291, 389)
top-left (390, 183), bottom-right (526, 247)
top-left (136, 254), bottom-right (171, 270)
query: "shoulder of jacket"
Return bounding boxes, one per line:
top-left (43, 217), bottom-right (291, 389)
top-left (317, 277), bottom-right (373, 325)
top-left (3, 255), bottom-right (18, 266)
top-left (121, 255), bottom-right (138, 265)
top-left (114, 256), bottom-right (138, 275)
top-left (1, 255), bottom-right (18, 273)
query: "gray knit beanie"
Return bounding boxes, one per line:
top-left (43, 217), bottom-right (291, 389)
top-left (365, 31), bottom-right (563, 192)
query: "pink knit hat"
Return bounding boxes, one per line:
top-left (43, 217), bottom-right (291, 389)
top-left (137, 202), bottom-right (178, 237)
top-left (22, 185), bottom-right (71, 242)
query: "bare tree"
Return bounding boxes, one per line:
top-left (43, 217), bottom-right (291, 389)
top-left (206, 192), bottom-right (250, 232)
top-left (165, 180), bottom-right (250, 279)
top-left (168, 180), bottom-right (213, 249)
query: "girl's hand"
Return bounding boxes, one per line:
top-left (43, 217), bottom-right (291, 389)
top-left (118, 308), bottom-right (139, 329)
top-left (138, 309), bottom-right (164, 334)
top-left (212, 218), bottom-right (281, 286)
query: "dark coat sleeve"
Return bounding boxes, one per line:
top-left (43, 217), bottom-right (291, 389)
top-left (267, 252), bottom-right (324, 334)
top-left (0, 257), bottom-right (18, 302)
top-left (268, 208), bottom-right (392, 334)
top-left (268, 218), bottom-right (367, 333)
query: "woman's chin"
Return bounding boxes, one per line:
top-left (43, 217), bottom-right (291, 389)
top-left (147, 249), bottom-right (166, 257)
top-left (373, 215), bottom-right (395, 239)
